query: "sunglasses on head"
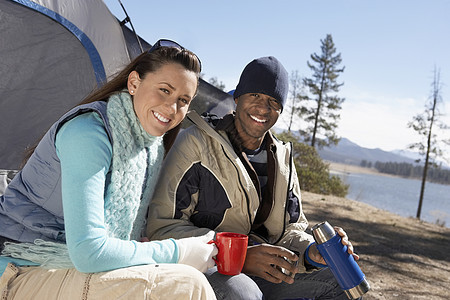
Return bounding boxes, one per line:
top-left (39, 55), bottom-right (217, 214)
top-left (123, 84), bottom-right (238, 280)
top-left (148, 39), bottom-right (202, 71)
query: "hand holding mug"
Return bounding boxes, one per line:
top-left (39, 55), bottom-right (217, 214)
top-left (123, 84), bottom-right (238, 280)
top-left (208, 232), bottom-right (248, 275)
top-left (176, 232), bottom-right (218, 272)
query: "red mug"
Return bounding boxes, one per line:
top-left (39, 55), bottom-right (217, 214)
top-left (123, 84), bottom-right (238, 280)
top-left (208, 232), bottom-right (248, 275)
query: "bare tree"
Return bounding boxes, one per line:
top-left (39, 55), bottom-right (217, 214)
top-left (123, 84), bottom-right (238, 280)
top-left (408, 67), bottom-right (449, 219)
top-left (287, 71), bottom-right (307, 132)
top-left (208, 77), bottom-right (226, 91)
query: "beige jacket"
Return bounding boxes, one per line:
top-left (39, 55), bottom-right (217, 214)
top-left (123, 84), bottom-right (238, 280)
top-left (147, 111), bottom-right (315, 272)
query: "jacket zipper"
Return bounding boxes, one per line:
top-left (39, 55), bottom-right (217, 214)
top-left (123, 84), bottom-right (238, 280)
top-left (272, 141), bottom-right (293, 245)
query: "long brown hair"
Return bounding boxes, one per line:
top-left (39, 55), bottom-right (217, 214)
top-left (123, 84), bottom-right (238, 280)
top-left (21, 47), bottom-right (201, 166)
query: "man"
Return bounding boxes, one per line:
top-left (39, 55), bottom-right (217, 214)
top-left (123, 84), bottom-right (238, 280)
top-left (147, 56), bottom-right (360, 299)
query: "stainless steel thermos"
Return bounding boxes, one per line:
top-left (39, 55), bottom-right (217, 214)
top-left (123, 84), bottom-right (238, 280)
top-left (312, 221), bottom-right (370, 299)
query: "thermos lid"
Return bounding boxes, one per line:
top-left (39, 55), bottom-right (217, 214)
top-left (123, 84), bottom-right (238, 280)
top-left (312, 221), bottom-right (335, 244)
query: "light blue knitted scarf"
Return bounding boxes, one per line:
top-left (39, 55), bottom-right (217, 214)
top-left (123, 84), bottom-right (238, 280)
top-left (105, 91), bottom-right (164, 241)
top-left (2, 92), bottom-right (164, 268)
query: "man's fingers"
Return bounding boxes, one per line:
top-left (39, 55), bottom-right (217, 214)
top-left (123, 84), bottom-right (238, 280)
top-left (335, 226), bottom-right (347, 237)
top-left (243, 244), bottom-right (299, 284)
top-left (265, 264), bottom-right (295, 284)
top-left (259, 271), bottom-right (282, 284)
top-left (334, 226), bottom-right (359, 259)
top-left (347, 240), bottom-right (353, 252)
top-left (264, 244), bottom-right (299, 262)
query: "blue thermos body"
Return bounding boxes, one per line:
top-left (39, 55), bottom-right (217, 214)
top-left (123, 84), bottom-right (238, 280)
top-left (312, 221), bottom-right (370, 299)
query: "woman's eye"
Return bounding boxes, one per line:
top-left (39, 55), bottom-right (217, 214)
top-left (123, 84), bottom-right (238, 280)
top-left (160, 88), bottom-right (170, 94)
top-left (179, 98), bottom-right (189, 105)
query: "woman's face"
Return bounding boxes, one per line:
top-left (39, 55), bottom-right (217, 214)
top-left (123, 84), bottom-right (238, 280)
top-left (128, 63), bottom-right (197, 136)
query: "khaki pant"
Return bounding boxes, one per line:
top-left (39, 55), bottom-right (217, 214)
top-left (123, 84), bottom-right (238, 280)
top-left (0, 263), bottom-right (216, 300)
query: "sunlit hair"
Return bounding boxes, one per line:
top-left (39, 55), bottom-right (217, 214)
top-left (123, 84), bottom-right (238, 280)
top-left (21, 47), bottom-right (201, 166)
top-left (79, 47), bottom-right (201, 106)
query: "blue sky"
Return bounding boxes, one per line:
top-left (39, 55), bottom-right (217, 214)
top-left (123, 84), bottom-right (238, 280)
top-left (104, 0), bottom-right (450, 153)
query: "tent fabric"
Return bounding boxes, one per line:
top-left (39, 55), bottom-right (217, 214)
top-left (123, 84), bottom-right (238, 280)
top-left (120, 21), bottom-right (151, 60)
top-left (15, 0), bottom-right (105, 84)
top-left (0, 0), bottom-right (132, 169)
top-left (0, 0), bottom-right (102, 169)
top-left (0, 0), bottom-right (234, 170)
top-left (29, 0), bottom-right (131, 81)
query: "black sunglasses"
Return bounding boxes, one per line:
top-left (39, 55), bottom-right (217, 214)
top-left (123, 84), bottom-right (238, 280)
top-left (148, 39), bottom-right (202, 71)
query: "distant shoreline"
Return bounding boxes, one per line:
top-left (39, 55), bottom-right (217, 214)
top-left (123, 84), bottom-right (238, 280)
top-left (327, 161), bottom-right (450, 186)
top-left (326, 161), bottom-right (394, 177)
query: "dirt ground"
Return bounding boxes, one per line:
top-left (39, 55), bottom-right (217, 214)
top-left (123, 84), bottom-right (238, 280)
top-left (302, 190), bottom-right (450, 299)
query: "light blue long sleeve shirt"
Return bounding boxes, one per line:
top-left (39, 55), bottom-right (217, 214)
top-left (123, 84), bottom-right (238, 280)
top-left (0, 112), bottom-right (179, 276)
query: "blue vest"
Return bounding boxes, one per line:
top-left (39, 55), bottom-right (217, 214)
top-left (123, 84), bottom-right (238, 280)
top-left (0, 101), bottom-right (112, 243)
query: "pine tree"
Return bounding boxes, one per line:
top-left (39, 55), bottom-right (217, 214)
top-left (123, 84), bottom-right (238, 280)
top-left (301, 34), bottom-right (345, 148)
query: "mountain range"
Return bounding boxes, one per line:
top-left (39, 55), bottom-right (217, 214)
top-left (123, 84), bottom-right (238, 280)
top-left (317, 138), bottom-right (417, 166)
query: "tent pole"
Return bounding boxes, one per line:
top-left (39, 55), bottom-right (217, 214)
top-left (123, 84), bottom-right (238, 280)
top-left (117, 0), bottom-right (144, 53)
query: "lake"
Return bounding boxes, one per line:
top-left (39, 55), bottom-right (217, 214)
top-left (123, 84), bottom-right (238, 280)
top-left (331, 171), bottom-right (450, 228)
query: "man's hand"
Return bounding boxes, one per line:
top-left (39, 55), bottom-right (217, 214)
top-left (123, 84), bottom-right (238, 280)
top-left (335, 227), bottom-right (359, 261)
top-left (308, 226), bottom-right (360, 265)
top-left (242, 244), bottom-right (299, 284)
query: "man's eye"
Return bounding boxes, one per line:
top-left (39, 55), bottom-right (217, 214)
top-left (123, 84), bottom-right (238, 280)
top-left (160, 88), bottom-right (170, 94)
top-left (270, 99), bottom-right (282, 110)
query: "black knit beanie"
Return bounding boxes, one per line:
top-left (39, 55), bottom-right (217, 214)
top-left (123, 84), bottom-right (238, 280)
top-left (233, 56), bottom-right (289, 110)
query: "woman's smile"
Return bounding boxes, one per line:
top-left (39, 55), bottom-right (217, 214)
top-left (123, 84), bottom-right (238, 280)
top-left (153, 111), bottom-right (171, 123)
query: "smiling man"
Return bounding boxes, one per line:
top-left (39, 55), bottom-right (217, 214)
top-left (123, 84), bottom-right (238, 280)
top-left (147, 57), bottom-right (359, 299)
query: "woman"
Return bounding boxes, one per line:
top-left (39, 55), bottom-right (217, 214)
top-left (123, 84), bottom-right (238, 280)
top-left (0, 39), bottom-right (217, 299)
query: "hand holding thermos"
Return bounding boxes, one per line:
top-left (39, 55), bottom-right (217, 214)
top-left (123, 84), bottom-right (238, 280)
top-left (309, 221), bottom-right (370, 299)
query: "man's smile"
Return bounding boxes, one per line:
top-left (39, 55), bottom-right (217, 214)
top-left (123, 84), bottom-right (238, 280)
top-left (250, 114), bottom-right (268, 123)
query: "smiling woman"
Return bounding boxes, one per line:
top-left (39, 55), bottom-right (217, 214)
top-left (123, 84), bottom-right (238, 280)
top-left (0, 40), bottom-right (217, 300)
top-left (129, 63), bottom-right (198, 136)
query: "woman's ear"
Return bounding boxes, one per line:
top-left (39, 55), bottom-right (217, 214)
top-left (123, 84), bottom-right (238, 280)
top-left (127, 71), bottom-right (141, 95)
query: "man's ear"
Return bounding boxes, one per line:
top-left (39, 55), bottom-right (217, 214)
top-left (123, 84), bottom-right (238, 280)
top-left (127, 71), bottom-right (141, 94)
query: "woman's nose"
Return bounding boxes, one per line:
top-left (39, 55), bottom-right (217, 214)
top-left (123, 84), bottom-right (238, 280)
top-left (166, 98), bottom-right (177, 113)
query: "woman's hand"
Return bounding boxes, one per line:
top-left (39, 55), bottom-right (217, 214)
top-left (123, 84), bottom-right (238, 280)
top-left (176, 232), bottom-right (218, 272)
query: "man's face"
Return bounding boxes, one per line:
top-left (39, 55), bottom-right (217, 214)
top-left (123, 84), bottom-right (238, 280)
top-left (234, 93), bottom-right (281, 149)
